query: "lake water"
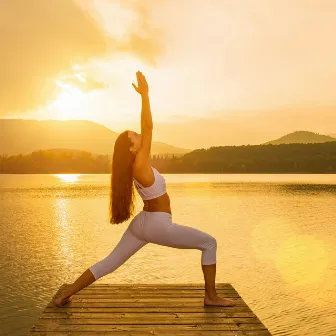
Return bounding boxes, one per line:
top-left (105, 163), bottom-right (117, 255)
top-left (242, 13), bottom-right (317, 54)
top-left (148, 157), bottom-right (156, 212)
top-left (0, 173), bottom-right (335, 336)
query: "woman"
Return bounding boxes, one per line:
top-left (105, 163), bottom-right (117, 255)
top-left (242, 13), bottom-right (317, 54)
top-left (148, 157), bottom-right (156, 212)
top-left (54, 71), bottom-right (235, 307)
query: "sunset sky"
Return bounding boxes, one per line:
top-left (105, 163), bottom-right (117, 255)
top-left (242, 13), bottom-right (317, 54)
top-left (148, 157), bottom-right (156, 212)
top-left (1, 0), bottom-right (336, 148)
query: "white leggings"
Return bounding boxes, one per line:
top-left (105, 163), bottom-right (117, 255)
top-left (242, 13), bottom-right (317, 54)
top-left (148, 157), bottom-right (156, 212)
top-left (89, 210), bottom-right (217, 280)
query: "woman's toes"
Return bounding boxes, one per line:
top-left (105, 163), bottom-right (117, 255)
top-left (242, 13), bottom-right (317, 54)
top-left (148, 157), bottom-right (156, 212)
top-left (204, 296), bottom-right (236, 307)
top-left (54, 295), bottom-right (72, 307)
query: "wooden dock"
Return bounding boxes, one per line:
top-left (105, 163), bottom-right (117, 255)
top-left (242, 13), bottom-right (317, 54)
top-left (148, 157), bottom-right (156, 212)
top-left (29, 283), bottom-right (272, 335)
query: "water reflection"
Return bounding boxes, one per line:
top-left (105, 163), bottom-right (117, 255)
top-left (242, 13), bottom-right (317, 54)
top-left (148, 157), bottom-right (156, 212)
top-left (54, 197), bottom-right (74, 265)
top-left (54, 174), bottom-right (81, 183)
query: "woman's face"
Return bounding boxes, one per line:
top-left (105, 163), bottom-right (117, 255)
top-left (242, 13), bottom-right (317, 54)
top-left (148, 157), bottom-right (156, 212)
top-left (128, 130), bottom-right (142, 154)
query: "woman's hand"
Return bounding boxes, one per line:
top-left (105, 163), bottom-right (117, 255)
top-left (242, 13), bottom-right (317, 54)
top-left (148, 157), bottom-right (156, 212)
top-left (132, 71), bottom-right (149, 96)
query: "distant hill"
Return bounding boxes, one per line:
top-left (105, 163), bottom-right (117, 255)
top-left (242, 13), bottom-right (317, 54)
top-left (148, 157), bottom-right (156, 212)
top-left (2, 142), bottom-right (336, 174)
top-left (161, 142), bottom-right (336, 173)
top-left (0, 119), bottom-right (191, 156)
top-left (262, 131), bottom-right (336, 145)
top-left (121, 106), bottom-right (336, 148)
top-left (328, 133), bottom-right (336, 138)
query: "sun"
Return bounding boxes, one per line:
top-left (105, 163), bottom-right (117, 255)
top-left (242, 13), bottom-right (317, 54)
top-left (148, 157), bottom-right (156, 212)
top-left (49, 65), bottom-right (101, 120)
top-left (51, 83), bottom-right (89, 120)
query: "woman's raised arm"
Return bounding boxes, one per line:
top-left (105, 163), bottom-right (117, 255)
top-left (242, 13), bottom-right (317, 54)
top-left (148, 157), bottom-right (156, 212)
top-left (132, 71), bottom-right (153, 132)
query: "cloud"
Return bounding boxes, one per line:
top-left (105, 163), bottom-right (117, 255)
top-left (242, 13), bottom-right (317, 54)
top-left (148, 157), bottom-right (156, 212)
top-left (88, 0), bottom-right (165, 65)
top-left (56, 66), bottom-right (108, 92)
top-left (0, 0), bottom-right (108, 115)
top-left (116, 0), bottom-right (165, 65)
top-left (0, 0), bottom-right (167, 115)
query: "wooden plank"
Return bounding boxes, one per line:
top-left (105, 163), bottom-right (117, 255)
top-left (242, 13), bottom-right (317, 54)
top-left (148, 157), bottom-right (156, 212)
top-left (61, 283), bottom-right (233, 286)
top-left (68, 290), bottom-right (239, 294)
top-left (36, 316), bottom-right (262, 324)
top-left (77, 288), bottom-right (237, 292)
top-left (59, 283), bottom-right (234, 289)
top-left (30, 283), bottom-right (272, 335)
top-left (44, 308), bottom-right (255, 317)
top-left (41, 312), bottom-right (257, 319)
top-left (53, 292), bottom-right (239, 299)
top-left (77, 288), bottom-right (238, 292)
top-left (31, 323), bottom-right (248, 331)
top-left (70, 286), bottom-right (237, 293)
top-left (240, 332), bottom-right (272, 335)
top-left (46, 301), bottom-right (246, 308)
top-left (29, 332), bottom-right (247, 336)
top-left (44, 306), bottom-right (254, 313)
top-left (48, 298), bottom-right (245, 303)
top-left (75, 290), bottom-right (239, 295)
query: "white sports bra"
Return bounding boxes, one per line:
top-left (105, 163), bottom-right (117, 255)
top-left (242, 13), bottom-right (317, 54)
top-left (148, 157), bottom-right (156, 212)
top-left (133, 166), bottom-right (167, 200)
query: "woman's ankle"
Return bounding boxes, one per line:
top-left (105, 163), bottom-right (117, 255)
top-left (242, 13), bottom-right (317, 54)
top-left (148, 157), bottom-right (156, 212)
top-left (61, 283), bottom-right (74, 297)
top-left (204, 286), bottom-right (217, 299)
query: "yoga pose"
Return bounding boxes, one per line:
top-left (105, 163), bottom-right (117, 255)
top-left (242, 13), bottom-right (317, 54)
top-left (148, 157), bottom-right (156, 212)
top-left (54, 71), bottom-right (235, 307)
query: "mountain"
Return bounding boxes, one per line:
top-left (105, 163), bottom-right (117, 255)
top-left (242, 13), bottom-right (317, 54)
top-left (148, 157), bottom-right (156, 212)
top-left (0, 119), bottom-right (191, 156)
top-left (116, 106), bottom-right (336, 148)
top-left (328, 133), bottom-right (336, 138)
top-left (262, 131), bottom-right (336, 145)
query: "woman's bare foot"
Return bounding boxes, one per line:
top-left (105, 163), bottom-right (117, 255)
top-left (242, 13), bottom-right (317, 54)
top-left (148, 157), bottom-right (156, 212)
top-left (204, 295), bottom-right (236, 307)
top-left (54, 294), bottom-right (73, 307)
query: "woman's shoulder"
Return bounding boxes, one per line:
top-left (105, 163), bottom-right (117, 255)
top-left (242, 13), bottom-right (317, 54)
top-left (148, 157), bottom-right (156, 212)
top-left (133, 164), bottom-right (155, 188)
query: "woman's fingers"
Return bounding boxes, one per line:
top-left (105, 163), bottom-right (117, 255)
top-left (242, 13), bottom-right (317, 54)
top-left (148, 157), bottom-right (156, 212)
top-left (132, 83), bottom-right (139, 93)
top-left (134, 71), bottom-right (148, 94)
top-left (137, 72), bottom-right (145, 88)
top-left (135, 72), bottom-right (143, 89)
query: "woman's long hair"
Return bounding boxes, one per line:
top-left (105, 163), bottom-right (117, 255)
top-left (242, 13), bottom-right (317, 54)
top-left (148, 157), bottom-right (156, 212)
top-left (109, 130), bottom-right (137, 224)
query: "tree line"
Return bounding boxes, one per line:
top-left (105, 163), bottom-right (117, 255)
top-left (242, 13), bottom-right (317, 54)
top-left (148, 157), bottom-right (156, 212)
top-left (1, 142), bottom-right (335, 174)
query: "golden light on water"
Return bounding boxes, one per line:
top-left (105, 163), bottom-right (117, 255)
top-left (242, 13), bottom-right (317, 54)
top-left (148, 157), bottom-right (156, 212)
top-left (250, 216), bottom-right (334, 310)
top-left (275, 235), bottom-right (329, 286)
top-left (251, 216), bottom-right (296, 263)
top-left (54, 174), bottom-right (81, 183)
top-left (251, 217), bottom-right (330, 290)
top-left (54, 197), bottom-right (73, 264)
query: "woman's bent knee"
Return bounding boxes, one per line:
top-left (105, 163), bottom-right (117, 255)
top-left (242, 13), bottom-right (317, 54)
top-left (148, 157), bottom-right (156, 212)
top-left (89, 259), bottom-right (112, 280)
top-left (201, 235), bottom-right (217, 265)
top-left (89, 265), bottom-right (101, 280)
top-left (204, 235), bottom-right (217, 249)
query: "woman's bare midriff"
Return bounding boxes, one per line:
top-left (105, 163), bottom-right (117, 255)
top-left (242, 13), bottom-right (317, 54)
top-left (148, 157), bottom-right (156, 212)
top-left (143, 192), bottom-right (172, 215)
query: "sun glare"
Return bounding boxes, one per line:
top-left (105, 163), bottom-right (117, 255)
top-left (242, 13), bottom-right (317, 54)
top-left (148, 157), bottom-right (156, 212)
top-left (275, 235), bottom-right (329, 286)
top-left (51, 83), bottom-right (88, 120)
top-left (54, 174), bottom-right (81, 183)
